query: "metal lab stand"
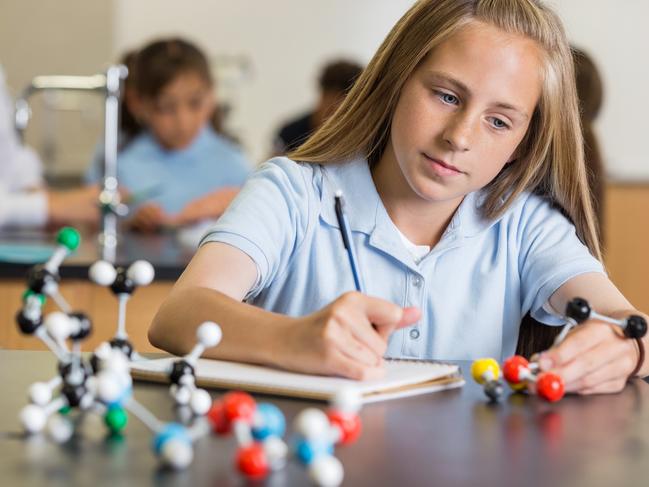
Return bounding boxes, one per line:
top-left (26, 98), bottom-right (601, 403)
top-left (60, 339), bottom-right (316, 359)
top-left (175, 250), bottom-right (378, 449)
top-left (14, 65), bottom-right (129, 263)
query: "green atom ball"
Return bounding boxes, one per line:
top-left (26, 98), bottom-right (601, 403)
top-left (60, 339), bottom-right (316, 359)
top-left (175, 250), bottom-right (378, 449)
top-left (22, 290), bottom-right (46, 305)
top-left (59, 405), bottom-right (72, 415)
top-left (56, 227), bottom-right (81, 251)
top-left (105, 406), bottom-right (128, 433)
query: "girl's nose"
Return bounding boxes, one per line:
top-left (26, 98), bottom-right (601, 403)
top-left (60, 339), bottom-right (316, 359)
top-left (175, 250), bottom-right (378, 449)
top-left (442, 113), bottom-right (473, 152)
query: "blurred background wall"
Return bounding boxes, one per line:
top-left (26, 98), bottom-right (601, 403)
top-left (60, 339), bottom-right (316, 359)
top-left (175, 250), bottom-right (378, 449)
top-left (1, 0), bottom-right (647, 176)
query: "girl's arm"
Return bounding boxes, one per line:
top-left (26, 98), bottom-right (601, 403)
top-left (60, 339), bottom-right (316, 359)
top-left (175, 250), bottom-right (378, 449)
top-left (539, 272), bottom-right (648, 394)
top-left (149, 242), bottom-right (420, 380)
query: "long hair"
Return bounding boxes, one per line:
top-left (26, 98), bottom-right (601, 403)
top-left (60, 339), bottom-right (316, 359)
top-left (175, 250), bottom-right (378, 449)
top-left (291, 0), bottom-right (602, 356)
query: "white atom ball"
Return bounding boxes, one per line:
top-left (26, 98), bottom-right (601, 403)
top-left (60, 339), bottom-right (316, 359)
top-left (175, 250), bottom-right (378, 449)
top-left (294, 408), bottom-right (330, 441)
top-left (89, 260), bottom-right (117, 286)
top-left (196, 322), bottom-right (222, 348)
top-left (331, 387), bottom-right (362, 414)
top-left (127, 260), bottom-right (155, 286)
top-left (44, 312), bottom-right (72, 341)
top-left (29, 382), bottom-right (52, 406)
top-left (189, 389), bottom-right (212, 416)
top-left (309, 455), bottom-right (344, 487)
top-left (20, 404), bottom-right (47, 434)
top-left (161, 438), bottom-right (193, 470)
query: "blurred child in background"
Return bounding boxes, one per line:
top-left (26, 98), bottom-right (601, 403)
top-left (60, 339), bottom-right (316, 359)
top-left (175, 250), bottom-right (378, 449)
top-left (87, 38), bottom-right (251, 232)
top-left (272, 59), bottom-right (363, 155)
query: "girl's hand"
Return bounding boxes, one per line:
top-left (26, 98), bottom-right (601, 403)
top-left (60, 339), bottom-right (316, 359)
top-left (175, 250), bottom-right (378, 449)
top-left (277, 291), bottom-right (421, 380)
top-left (538, 314), bottom-right (640, 395)
top-left (128, 203), bottom-right (169, 233)
top-left (169, 188), bottom-right (239, 227)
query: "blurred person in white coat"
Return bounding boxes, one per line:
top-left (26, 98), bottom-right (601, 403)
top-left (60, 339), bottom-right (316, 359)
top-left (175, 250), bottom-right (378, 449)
top-left (0, 65), bottom-right (99, 229)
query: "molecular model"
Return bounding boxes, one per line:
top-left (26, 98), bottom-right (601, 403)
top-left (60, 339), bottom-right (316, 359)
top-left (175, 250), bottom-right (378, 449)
top-left (15, 227), bottom-right (362, 486)
top-left (472, 297), bottom-right (648, 403)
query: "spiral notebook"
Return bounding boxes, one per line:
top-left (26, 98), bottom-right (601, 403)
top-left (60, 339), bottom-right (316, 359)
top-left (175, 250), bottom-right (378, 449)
top-left (130, 356), bottom-right (464, 404)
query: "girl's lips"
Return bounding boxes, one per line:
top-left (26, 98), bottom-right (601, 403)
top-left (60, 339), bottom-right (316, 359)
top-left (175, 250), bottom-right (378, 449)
top-left (423, 153), bottom-right (464, 176)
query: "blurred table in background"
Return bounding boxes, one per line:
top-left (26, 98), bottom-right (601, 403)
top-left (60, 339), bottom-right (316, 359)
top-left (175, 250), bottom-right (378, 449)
top-left (0, 228), bottom-right (194, 352)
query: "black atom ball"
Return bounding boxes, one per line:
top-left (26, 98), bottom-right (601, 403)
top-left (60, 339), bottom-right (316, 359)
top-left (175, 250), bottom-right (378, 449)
top-left (625, 315), bottom-right (648, 339)
top-left (27, 265), bottom-right (59, 294)
top-left (110, 269), bottom-right (135, 295)
top-left (485, 380), bottom-right (505, 402)
top-left (69, 312), bottom-right (92, 341)
top-left (565, 297), bottom-right (591, 323)
top-left (109, 338), bottom-right (134, 359)
top-left (15, 309), bottom-right (42, 334)
top-left (62, 382), bottom-right (87, 408)
top-left (169, 360), bottom-right (195, 385)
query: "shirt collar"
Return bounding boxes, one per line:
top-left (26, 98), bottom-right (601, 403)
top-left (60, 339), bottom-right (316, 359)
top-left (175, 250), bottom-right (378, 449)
top-left (318, 155), bottom-right (499, 239)
top-left (152, 125), bottom-right (212, 158)
top-left (318, 156), bottom-right (381, 234)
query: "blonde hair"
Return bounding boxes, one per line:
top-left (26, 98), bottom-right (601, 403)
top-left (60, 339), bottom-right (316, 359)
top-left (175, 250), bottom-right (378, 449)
top-left (291, 0), bottom-right (601, 261)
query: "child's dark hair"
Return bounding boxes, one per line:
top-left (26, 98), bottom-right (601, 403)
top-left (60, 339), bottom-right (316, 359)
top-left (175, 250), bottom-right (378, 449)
top-left (134, 37), bottom-right (213, 99)
top-left (119, 50), bottom-right (141, 143)
top-left (318, 60), bottom-right (363, 94)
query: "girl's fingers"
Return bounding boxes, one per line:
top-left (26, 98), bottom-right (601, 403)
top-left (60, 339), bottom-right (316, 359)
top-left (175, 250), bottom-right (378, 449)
top-left (326, 316), bottom-right (382, 367)
top-left (551, 336), bottom-right (630, 387)
top-left (339, 312), bottom-right (386, 362)
top-left (398, 307), bottom-right (422, 328)
top-left (353, 293), bottom-right (421, 339)
top-left (564, 345), bottom-right (637, 393)
top-left (540, 322), bottom-right (616, 370)
top-left (576, 377), bottom-right (628, 395)
top-left (325, 348), bottom-right (384, 381)
top-left (353, 293), bottom-right (404, 327)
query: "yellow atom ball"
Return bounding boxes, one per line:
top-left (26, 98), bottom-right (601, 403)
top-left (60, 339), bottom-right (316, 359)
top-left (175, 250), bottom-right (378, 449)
top-left (509, 381), bottom-right (528, 392)
top-left (471, 358), bottom-right (500, 384)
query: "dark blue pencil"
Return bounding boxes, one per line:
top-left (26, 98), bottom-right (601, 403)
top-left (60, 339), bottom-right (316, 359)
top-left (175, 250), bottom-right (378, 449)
top-left (334, 190), bottom-right (365, 293)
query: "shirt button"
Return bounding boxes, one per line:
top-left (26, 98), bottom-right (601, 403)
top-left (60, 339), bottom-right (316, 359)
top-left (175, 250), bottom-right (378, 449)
top-left (412, 275), bottom-right (423, 288)
top-left (409, 328), bottom-right (420, 340)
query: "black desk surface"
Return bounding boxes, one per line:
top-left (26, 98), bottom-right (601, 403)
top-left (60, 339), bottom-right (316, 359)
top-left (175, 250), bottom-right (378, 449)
top-left (0, 229), bottom-right (194, 280)
top-left (0, 350), bottom-right (647, 487)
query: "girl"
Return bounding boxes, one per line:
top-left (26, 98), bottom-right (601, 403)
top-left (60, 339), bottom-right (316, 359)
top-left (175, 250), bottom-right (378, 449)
top-left (150, 0), bottom-right (647, 395)
top-left (89, 38), bottom-right (251, 232)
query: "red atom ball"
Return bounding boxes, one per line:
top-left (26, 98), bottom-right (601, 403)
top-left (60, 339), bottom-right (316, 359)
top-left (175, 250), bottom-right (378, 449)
top-left (223, 391), bottom-right (256, 423)
top-left (207, 400), bottom-right (231, 435)
top-left (236, 443), bottom-right (269, 478)
top-left (503, 355), bottom-right (529, 384)
top-left (536, 372), bottom-right (565, 402)
top-left (327, 410), bottom-right (362, 445)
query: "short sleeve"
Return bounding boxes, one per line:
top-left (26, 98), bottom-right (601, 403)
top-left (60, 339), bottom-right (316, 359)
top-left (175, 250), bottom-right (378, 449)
top-left (199, 157), bottom-right (314, 299)
top-left (518, 194), bottom-right (605, 325)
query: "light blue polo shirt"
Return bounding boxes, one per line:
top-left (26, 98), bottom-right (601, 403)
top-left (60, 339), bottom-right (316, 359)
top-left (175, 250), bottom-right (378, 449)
top-left (86, 126), bottom-right (251, 214)
top-left (200, 156), bottom-right (604, 361)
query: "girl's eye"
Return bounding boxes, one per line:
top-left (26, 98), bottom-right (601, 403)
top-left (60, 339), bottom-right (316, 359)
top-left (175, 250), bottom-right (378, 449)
top-left (435, 91), bottom-right (459, 106)
top-left (489, 117), bottom-right (510, 130)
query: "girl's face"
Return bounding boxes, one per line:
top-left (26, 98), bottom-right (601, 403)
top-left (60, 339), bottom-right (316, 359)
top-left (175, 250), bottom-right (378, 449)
top-left (140, 71), bottom-right (214, 151)
top-left (381, 21), bottom-right (543, 206)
